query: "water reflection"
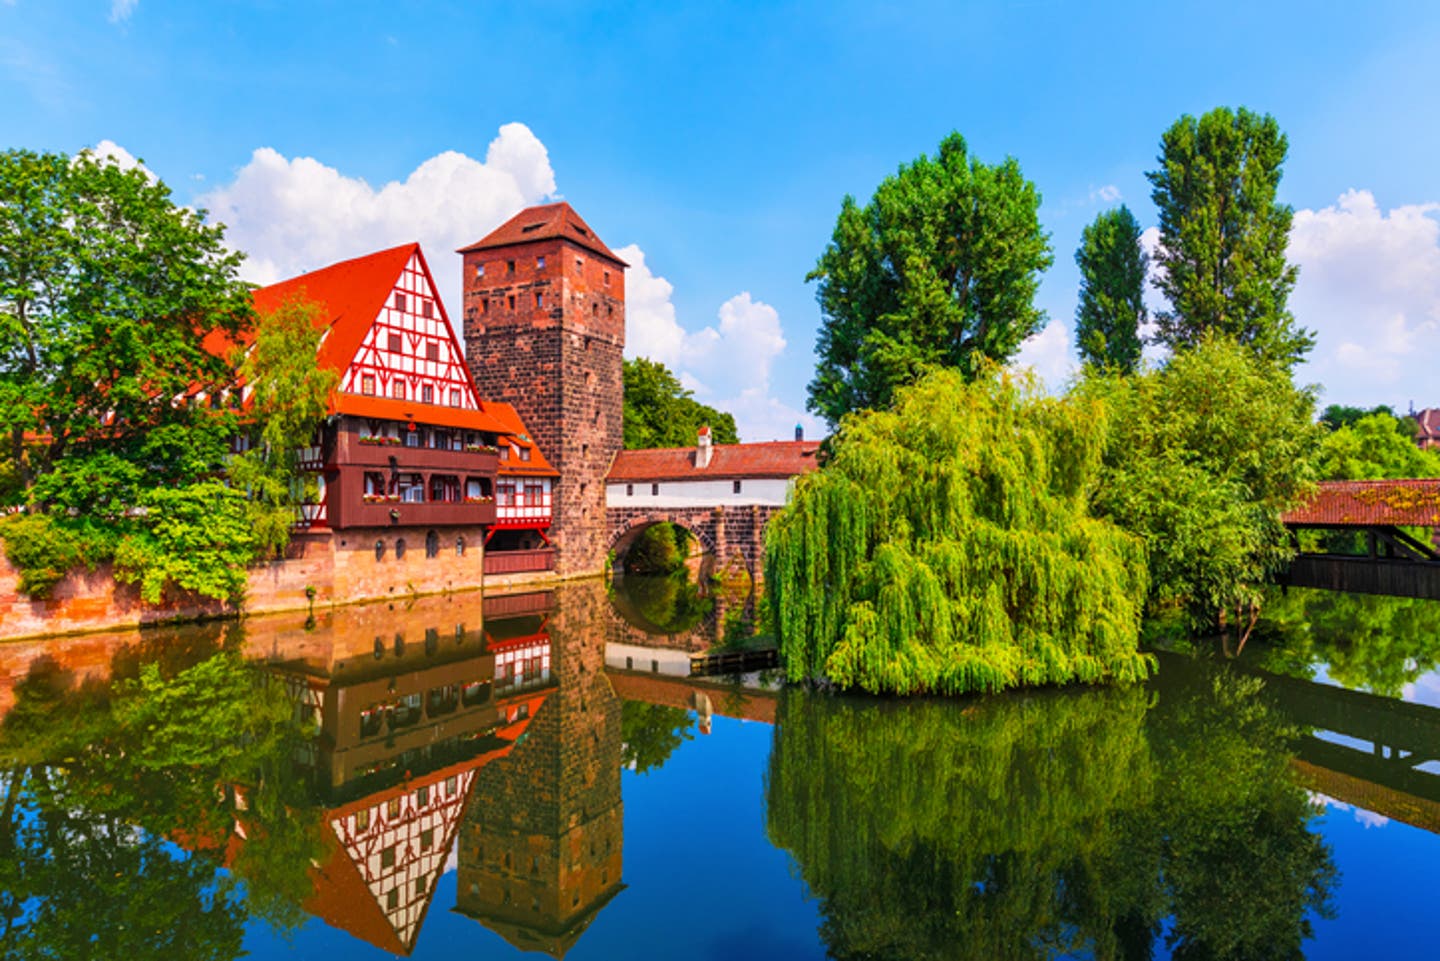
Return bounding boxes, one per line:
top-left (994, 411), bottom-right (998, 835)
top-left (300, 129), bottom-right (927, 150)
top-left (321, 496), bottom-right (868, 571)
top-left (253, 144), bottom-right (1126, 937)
top-left (766, 658), bottom-right (1337, 960)
top-left (7, 581), bottom-right (1440, 958)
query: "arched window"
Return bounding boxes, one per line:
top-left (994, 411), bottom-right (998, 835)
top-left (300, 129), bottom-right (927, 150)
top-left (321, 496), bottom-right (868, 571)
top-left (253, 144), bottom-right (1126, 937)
top-left (374, 539), bottom-right (385, 560)
top-left (425, 530), bottom-right (439, 558)
top-left (395, 538), bottom-right (407, 560)
top-left (456, 536), bottom-right (466, 557)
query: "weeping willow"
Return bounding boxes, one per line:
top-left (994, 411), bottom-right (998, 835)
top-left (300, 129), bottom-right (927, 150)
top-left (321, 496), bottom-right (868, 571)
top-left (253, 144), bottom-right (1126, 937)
top-left (766, 367), bottom-right (1152, 694)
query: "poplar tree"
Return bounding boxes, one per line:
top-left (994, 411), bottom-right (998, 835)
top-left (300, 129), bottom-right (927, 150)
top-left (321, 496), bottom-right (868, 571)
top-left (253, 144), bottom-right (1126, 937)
top-left (806, 133), bottom-right (1052, 426)
top-left (1147, 107), bottom-right (1313, 366)
top-left (1075, 205), bottom-right (1146, 373)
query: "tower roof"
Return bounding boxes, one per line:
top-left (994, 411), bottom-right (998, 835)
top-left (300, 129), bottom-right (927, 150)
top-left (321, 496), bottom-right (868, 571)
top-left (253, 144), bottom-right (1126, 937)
top-left (458, 202), bottom-right (627, 266)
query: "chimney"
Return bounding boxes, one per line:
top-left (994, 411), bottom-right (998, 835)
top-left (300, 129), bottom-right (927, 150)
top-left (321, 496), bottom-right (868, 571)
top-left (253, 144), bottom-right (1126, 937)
top-left (697, 425), bottom-right (712, 468)
top-left (795, 422), bottom-right (804, 442)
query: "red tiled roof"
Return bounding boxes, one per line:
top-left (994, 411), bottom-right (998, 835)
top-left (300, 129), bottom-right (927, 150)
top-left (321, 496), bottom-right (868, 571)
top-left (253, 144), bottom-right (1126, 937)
top-left (1283, 479), bottom-right (1440, 526)
top-left (457, 202), bottom-right (627, 266)
top-left (1416, 409), bottom-right (1440, 441)
top-left (607, 440), bottom-right (821, 483)
top-left (483, 401), bottom-right (559, 476)
top-left (337, 393), bottom-right (510, 434)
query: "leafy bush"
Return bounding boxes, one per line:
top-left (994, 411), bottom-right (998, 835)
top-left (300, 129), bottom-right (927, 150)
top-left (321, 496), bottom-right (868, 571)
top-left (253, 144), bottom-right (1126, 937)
top-left (114, 483), bottom-right (257, 605)
top-left (0, 513), bottom-right (115, 598)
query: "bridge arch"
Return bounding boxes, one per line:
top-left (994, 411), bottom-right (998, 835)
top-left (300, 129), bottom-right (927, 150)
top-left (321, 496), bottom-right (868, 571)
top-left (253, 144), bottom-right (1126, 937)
top-left (608, 512), bottom-right (718, 564)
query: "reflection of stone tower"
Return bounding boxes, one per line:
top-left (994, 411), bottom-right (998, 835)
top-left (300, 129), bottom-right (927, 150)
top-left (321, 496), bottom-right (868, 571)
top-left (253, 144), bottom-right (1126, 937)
top-left (455, 583), bottom-right (623, 955)
top-left (460, 204), bottom-right (627, 576)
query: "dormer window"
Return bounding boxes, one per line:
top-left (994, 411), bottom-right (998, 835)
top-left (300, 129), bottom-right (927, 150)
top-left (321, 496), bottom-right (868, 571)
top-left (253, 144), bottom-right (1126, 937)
top-left (520, 447), bottom-right (531, 462)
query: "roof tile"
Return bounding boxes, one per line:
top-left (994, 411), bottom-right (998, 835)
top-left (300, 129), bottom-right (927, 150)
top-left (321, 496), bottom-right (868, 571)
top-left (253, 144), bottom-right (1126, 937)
top-left (607, 441), bottom-right (821, 483)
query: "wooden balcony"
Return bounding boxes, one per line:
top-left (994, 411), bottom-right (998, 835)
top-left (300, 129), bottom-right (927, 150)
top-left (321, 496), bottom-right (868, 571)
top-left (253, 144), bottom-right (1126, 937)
top-left (329, 497), bottom-right (496, 529)
top-left (338, 439), bottom-right (500, 474)
top-left (483, 548), bottom-right (557, 575)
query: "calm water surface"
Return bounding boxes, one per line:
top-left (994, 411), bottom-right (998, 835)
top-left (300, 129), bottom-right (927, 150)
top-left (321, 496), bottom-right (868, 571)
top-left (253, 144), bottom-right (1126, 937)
top-left (3, 579), bottom-right (1440, 959)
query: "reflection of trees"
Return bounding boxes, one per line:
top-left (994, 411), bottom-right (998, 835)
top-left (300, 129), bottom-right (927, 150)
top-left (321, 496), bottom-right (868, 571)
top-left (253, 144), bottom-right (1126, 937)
top-left (620, 701), bottom-right (695, 775)
top-left (612, 572), bottom-right (713, 634)
top-left (0, 642), bottom-right (321, 959)
top-left (766, 663), bottom-right (1335, 960)
top-left (1253, 586), bottom-right (1440, 696)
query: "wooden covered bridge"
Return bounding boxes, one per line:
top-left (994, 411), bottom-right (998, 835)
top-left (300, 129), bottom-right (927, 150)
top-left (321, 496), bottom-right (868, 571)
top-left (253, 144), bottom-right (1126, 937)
top-left (1282, 479), bottom-right (1440, 599)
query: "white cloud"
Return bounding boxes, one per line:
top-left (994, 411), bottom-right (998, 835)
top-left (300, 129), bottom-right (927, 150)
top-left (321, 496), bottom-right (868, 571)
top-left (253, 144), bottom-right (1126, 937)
top-left (619, 243), bottom-right (820, 442)
top-left (89, 138), bottom-right (145, 173)
top-left (109, 0), bottom-right (137, 23)
top-left (1011, 319), bottom-right (1078, 392)
top-left (198, 122), bottom-right (557, 311)
top-left (1089, 184), bottom-right (1121, 204)
top-left (1290, 189), bottom-right (1440, 409)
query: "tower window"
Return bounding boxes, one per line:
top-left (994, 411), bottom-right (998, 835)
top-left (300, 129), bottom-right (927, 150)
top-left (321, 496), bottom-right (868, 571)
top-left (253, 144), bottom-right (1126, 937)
top-left (482, 297), bottom-right (489, 313)
top-left (507, 260), bottom-right (515, 275)
top-left (394, 293), bottom-right (406, 311)
top-left (575, 257), bottom-right (583, 269)
top-left (592, 303), bottom-right (598, 317)
top-left (535, 292), bottom-right (544, 309)
top-left (508, 295), bottom-right (516, 310)
top-left (475, 263), bottom-right (485, 278)
top-left (603, 270), bottom-right (610, 286)
top-left (536, 255), bottom-right (546, 269)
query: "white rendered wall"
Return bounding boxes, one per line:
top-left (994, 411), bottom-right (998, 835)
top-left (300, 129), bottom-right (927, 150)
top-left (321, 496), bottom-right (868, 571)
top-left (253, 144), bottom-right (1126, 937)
top-left (605, 477), bottom-right (792, 509)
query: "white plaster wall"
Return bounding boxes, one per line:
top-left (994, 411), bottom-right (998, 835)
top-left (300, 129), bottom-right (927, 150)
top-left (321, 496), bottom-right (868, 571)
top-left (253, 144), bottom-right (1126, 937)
top-left (605, 477), bottom-right (792, 508)
top-left (605, 643), bottom-right (692, 676)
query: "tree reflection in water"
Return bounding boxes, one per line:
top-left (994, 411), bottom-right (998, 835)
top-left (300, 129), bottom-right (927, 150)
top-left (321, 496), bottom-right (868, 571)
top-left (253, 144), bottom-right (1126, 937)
top-left (0, 628), bottom-right (321, 960)
top-left (766, 659), bottom-right (1336, 960)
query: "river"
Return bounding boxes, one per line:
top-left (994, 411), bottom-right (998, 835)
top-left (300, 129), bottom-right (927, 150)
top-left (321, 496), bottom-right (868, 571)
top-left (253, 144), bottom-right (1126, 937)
top-left (1, 577), bottom-right (1438, 959)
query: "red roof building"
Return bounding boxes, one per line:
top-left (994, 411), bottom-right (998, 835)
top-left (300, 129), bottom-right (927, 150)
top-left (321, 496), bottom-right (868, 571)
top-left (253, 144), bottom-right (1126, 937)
top-left (1415, 409), bottom-right (1440, 451)
top-left (238, 243), bottom-right (554, 535)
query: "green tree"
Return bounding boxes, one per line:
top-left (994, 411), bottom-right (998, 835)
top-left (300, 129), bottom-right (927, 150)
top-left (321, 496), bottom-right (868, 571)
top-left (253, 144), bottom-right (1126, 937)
top-left (766, 367), bottom-right (1151, 695)
top-left (0, 148), bottom-right (250, 489)
top-left (806, 132), bottom-right (1053, 425)
top-left (619, 701), bottom-right (696, 775)
top-left (1316, 411), bottom-right (1440, 480)
top-left (228, 296), bottom-right (339, 557)
top-left (1319, 403), bottom-right (1396, 431)
top-left (1082, 337), bottom-right (1319, 640)
top-left (1148, 108), bottom-right (1313, 366)
top-left (622, 357), bottom-right (739, 448)
top-left (1075, 205), bottom-right (1147, 373)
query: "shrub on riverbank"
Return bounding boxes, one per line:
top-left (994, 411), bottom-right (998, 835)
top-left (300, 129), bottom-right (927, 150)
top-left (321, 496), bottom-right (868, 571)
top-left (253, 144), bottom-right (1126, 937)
top-left (765, 368), bottom-right (1152, 695)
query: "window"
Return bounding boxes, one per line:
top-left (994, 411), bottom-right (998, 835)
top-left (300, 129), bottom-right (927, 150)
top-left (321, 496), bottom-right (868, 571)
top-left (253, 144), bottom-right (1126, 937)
top-left (449, 388), bottom-right (461, 407)
top-left (535, 292), bottom-right (544, 309)
top-left (374, 540), bottom-right (385, 560)
top-left (417, 785), bottom-right (430, 807)
top-left (426, 342), bottom-right (439, 361)
top-left (422, 300), bottom-right (433, 319)
top-left (651, 483), bottom-right (659, 496)
top-left (415, 878), bottom-right (426, 896)
top-left (396, 538), bottom-right (407, 559)
top-left (603, 270), bottom-right (610, 286)
top-left (525, 483), bottom-right (543, 505)
top-left (507, 294), bottom-right (516, 310)
top-left (536, 255), bottom-right (546, 269)
top-left (364, 472), bottom-right (386, 496)
top-left (387, 889), bottom-right (398, 910)
top-left (476, 263), bottom-right (485, 278)
top-left (360, 374), bottom-right (376, 395)
top-left (520, 446), bottom-right (531, 462)
top-left (394, 293), bottom-right (406, 311)
top-left (733, 480), bottom-right (743, 494)
top-left (388, 333), bottom-right (402, 353)
top-left (391, 380), bottom-right (405, 400)
top-left (482, 297), bottom-right (489, 314)
top-left (422, 384), bottom-right (434, 404)
top-left (592, 302), bottom-right (598, 317)
top-left (626, 483), bottom-right (633, 497)
top-left (425, 530), bottom-right (439, 558)
top-left (404, 429), bottom-right (420, 447)
top-left (575, 257), bottom-right (583, 269)
top-left (499, 445), bottom-right (510, 462)
top-left (420, 828), bottom-right (434, 850)
top-left (506, 260), bottom-right (515, 275)
top-left (497, 482), bottom-right (515, 506)
top-left (399, 475), bottom-right (424, 503)
top-left (455, 536), bottom-right (466, 557)
top-left (355, 808), bottom-right (370, 832)
top-left (387, 798), bottom-right (400, 819)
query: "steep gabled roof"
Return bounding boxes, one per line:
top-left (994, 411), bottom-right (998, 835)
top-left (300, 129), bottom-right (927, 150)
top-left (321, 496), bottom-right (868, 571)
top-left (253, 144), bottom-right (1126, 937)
top-left (1416, 408), bottom-right (1440, 441)
top-left (607, 440), bottom-right (822, 483)
top-left (483, 401), bottom-right (559, 477)
top-left (252, 243), bottom-right (418, 374)
top-left (457, 202), bottom-right (627, 266)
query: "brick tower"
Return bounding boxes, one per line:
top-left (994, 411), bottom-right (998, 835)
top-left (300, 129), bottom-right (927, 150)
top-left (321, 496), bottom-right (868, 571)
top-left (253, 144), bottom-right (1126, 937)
top-left (460, 203), bottom-right (626, 576)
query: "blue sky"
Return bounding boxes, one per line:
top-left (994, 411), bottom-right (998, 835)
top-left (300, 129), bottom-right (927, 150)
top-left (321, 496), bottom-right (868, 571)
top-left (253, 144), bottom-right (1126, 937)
top-left (5, 1), bottom-right (1440, 439)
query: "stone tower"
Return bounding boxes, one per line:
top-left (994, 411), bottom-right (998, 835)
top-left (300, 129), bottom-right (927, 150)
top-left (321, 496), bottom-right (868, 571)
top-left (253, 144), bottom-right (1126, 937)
top-left (460, 203), bottom-right (626, 576)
